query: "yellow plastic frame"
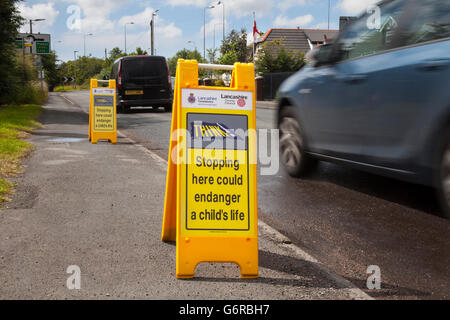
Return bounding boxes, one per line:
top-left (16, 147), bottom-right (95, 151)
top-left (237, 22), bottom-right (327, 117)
top-left (161, 59), bottom-right (258, 279)
top-left (89, 79), bottom-right (117, 144)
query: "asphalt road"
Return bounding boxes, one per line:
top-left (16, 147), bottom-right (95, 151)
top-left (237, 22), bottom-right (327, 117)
top-left (62, 90), bottom-right (450, 299)
top-left (0, 94), bottom-right (369, 300)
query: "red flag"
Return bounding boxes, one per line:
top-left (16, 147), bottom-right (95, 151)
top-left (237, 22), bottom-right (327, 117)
top-left (253, 20), bottom-right (259, 41)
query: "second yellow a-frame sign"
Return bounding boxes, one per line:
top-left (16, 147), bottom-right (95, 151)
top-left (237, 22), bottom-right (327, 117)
top-left (89, 79), bottom-right (117, 144)
top-left (162, 59), bottom-right (258, 279)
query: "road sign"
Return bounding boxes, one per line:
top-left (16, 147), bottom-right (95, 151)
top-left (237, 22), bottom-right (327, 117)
top-left (89, 79), bottom-right (117, 144)
top-left (161, 60), bottom-right (258, 279)
top-left (15, 33), bottom-right (51, 55)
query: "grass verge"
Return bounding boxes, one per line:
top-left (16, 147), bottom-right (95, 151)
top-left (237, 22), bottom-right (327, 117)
top-left (54, 84), bottom-right (90, 92)
top-left (0, 104), bottom-right (43, 203)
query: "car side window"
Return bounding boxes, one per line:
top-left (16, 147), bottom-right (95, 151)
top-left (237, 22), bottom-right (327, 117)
top-left (336, 0), bottom-right (405, 61)
top-left (402, 0), bottom-right (450, 45)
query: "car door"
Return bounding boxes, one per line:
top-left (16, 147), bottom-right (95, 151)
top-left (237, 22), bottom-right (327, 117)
top-left (371, 0), bottom-right (450, 171)
top-left (332, 0), bottom-right (450, 169)
top-left (305, 0), bottom-right (408, 164)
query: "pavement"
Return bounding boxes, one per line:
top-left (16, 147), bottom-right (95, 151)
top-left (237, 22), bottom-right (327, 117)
top-left (0, 93), bottom-right (370, 299)
top-left (256, 101), bottom-right (277, 110)
top-left (58, 90), bottom-right (450, 300)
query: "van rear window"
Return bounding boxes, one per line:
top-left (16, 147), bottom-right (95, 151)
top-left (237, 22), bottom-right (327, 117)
top-left (123, 59), bottom-right (165, 78)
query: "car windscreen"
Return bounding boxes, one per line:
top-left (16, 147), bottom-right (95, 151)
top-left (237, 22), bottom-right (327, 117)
top-left (122, 58), bottom-right (165, 79)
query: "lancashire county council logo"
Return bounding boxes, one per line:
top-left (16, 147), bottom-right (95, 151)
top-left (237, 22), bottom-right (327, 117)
top-left (188, 93), bottom-right (196, 104)
top-left (237, 98), bottom-right (246, 108)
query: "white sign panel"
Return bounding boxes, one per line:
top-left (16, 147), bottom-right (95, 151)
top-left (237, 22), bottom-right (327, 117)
top-left (182, 89), bottom-right (253, 111)
top-left (92, 88), bottom-right (115, 95)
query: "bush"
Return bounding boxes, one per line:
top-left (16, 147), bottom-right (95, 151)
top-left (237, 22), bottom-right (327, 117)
top-left (14, 82), bottom-right (48, 105)
top-left (255, 39), bottom-right (306, 74)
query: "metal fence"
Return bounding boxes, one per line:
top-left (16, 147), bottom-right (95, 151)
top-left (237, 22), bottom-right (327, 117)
top-left (262, 72), bottom-right (294, 101)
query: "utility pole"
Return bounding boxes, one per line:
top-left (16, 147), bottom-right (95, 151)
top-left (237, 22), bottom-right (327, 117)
top-left (150, 10), bottom-right (159, 56)
top-left (150, 19), bottom-right (154, 55)
top-left (124, 22), bottom-right (134, 54)
top-left (328, 0), bottom-right (331, 29)
top-left (204, 5), bottom-right (215, 60)
top-left (38, 55), bottom-right (44, 93)
top-left (22, 37), bottom-right (26, 83)
top-left (84, 33), bottom-right (93, 56)
top-left (73, 51), bottom-right (78, 89)
top-left (216, 1), bottom-right (225, 43)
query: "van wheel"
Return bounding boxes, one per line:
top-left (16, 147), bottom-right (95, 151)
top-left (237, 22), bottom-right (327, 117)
top-left (437, 132), bottom-right (450, 219)
top-left (164, 104), bottom-right (172, 112)
top-left (279, 106), bottom-right (317, 177)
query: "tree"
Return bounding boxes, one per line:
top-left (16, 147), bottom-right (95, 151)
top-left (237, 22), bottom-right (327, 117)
top-left (255, 39), bottom-right (306, 74)
top-left (108, 47), bottom-right (126, 63)
top-left (207, 48), bottom-right (218, 64)
top-left (58, 56), bottom-right (104, 86)
top-left (167, 49), bottom-right (205, 77)
top-left (132, 47), bottom-right (148, 56)
top-left (218, 29), bottom-right (250, 65)
top-left (0, 0), bottom-right (24, 103)
top-left (41, 52), bottom-right (60, 91)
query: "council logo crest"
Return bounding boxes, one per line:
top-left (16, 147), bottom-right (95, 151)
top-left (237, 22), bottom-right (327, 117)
top-left (237, 98), bottom-right (246, 107)
top-left (188, 93), bottom-right (196, 104)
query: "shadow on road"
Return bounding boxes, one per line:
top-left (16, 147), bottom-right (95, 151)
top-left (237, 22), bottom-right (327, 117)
top-left (293, 162), bottom-right (441, 217)
top-left (38, 107), bottom-right (89, 126)
top-left (31, 131), bottom-right (87, 139)
top-left (343, 276), bottom-right (431, 299)
top-left (182, 250), bottom-right (431, 298)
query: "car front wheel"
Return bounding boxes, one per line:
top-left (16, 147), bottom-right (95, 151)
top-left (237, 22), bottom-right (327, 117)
top-left (279, 106), bottom-right (317, 177)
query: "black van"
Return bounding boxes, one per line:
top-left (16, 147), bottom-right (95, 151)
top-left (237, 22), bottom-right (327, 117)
top-left (110, 55), bottom-right (172, 113)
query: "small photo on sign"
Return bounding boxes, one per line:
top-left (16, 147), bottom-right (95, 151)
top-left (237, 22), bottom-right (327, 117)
top-left (187, 113), bottom-right (248, 151)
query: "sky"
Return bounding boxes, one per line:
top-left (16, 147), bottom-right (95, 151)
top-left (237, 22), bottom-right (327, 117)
top-left (16, 0), bottom-right (380, 62)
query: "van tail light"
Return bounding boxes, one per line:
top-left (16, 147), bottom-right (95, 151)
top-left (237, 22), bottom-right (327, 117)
top-left (117, 60), bottom-right (122, 90)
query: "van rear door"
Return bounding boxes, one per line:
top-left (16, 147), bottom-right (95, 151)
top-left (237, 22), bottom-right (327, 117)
top-left (122, 57), bottom-right (170, 101)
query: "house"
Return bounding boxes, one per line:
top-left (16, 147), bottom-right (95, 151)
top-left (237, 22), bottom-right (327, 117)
top-left (255, 28), bottom-right (339, 54)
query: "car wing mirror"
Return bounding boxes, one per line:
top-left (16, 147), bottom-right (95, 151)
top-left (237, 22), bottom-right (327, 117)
top-left (307, 44), bottom-right (336, 67)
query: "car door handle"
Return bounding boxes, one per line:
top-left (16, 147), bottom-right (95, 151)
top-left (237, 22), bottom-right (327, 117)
top-left (341, 74), bottom-right (368, 84)
top-left (417, 59), bottom-right (450, 72)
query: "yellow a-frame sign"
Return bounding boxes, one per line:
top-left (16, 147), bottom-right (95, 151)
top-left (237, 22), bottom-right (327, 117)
top-left (162, 60), bottom-right (258, 279)
top-left (89, 79), bottom-right (117, 144)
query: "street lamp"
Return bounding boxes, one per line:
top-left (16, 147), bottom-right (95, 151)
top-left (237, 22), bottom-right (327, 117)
top-left (83, 33), bottom-right (93, 56)
top-left (328, 0), bottom-right (330, 29)
top-left (150, 10), bottom-right (159, 56)
top-left (28, 19), bottom-right (45, 54)
top-left (213, 23), bottom-right (222, 51)
top-left (73, 51), bottom-right (78, 89)
top-left (187, 40), bottom-right (197, 52)
top-left (124, 22), bottom-right (134, 54)
top-left (29, 18), bottom-right (45, 34)
top-left (216, 1), bottom-right (225, 43)
top-left (204, 5), bottom-right (215, 60)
